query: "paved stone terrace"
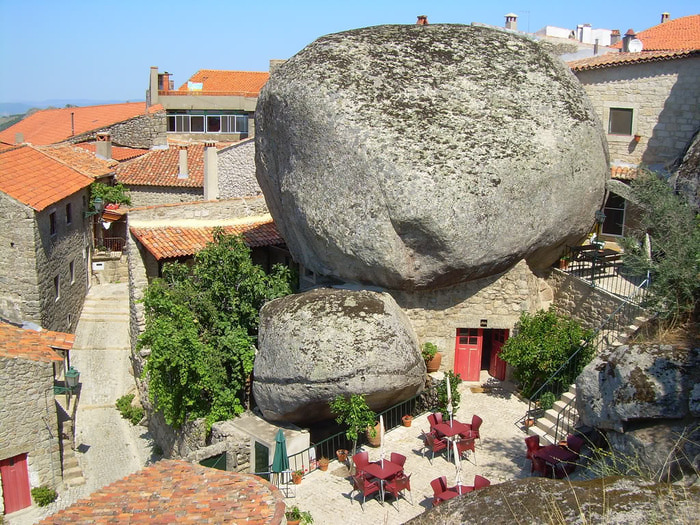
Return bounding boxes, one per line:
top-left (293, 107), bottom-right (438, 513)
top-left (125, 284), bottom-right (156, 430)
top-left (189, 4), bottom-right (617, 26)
top-left (286, 376), bottom-right (547, 524)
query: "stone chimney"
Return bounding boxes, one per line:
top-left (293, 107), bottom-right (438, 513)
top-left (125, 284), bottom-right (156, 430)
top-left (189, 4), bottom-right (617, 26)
top-left (610, 29), bottom-right (621, 46)
top-left (177, 145), bottom-right (188, 179)
top-left (505, 13), bottom-right (518, 31)
top-left (416, 15), bottom-right (428, 25)
top-left (661, 12), bottom-right (670, 23)
top-left (622, 29), bottom-right (636, 52)
top-left (203, 142), bottom-right (219, 200)
top-left (14, 132), bottom-right (24, 145)
top-left (95, 132), bottom-right (112, 160)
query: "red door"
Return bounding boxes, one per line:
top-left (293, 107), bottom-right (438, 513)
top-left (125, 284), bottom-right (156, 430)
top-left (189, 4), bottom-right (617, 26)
top-left (454, 328), bottom-right (483, 381)
top-left (0, 454), bottom-right (31, 514)
top-left (488, 329), bottom-right (509, 381)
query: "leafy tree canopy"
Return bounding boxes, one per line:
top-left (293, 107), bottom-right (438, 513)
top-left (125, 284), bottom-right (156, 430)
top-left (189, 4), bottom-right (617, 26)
top-left (619, 169), bottom-right (700, 326)
top-left (90, 181), bottom-right (131, 208)
top-left (138, 230), bottom-right (293, 429)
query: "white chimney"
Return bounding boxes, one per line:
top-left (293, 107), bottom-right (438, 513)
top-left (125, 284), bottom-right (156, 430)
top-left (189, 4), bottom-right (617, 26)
top-left (177, 145), bottom-right (188, 179)
top-left (14, 132), bottom-right (24, 144)
top-left (661, 12), bottom-right (670, 23)
top-left (203, 142), bottom-right (218, 200)
top-left (95, 132), bottom-right (112, 160)
top-left (505, 13), bottom-right (518, 31)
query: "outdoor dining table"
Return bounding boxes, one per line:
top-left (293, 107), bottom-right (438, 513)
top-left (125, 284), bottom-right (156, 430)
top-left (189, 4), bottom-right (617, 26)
top-left (433, 421), bottom-right (471, 461)
top-left (532, 444), bottom-right (579, 478)
top-left (362, 460), bottom-right (404, 503)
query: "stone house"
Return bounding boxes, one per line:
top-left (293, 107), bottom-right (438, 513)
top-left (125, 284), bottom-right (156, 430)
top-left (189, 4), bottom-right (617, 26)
top-left (147, 66), bottom-right (272, 142)
top-left (569, 14), bottom-right (700, 240)
top-left (0, 321), bottom-right (74, 515)
top-left (0, 145), bottom-right (93, 332)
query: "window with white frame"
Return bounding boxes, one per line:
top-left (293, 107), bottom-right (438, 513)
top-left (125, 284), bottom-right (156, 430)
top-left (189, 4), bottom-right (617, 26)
top-left (608, 108), bottom-right (633, 135)
top-left (602, 193), bottom-right (626, 236)
top-left (167, 112), bottom-right (248, 134)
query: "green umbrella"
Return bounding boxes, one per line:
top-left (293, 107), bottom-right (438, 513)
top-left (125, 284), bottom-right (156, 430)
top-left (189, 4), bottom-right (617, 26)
top-left (272, 428), bottom-right (289, 474)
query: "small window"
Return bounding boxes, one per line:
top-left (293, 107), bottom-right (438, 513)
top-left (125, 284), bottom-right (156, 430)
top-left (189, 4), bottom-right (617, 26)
top-left (602, 193), bottom-right (626, 236)
top-left (54, 275), bottom-right (60, 301)
top-left (608, 108), bottom-right (633, 135)
top-left (190, 116), bottom-right (205, 133)
top-left (206, 116), bottom-right (221, 133)
top-left (66, 203), bottom-right (72, 225)
top-left (70, 260), bottom-right (75, 284)
top-left (50, 211), bottom-right (57, 236)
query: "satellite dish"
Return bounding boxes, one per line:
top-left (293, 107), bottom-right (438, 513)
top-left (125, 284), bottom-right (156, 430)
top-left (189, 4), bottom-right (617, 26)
top-left (628, 39), bottom-right (644, 52)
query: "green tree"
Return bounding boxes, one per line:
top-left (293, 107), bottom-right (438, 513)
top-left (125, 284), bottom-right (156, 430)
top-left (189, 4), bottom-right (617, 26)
top-left (329, 393), bottom-right (376, 455)
top-left (499, 308), bottom-right (593, 398)
top-left (90, 181), bottom-right (131, 208)
top-left (436, 370), bottom-right (462, 420)
top-left (619, 169), bottom-right (700, 326)
top-left (138, 230), bottom-right (293, 429)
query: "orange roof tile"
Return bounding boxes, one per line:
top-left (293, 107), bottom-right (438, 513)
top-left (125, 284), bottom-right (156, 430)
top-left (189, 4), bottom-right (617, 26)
top-left (569, 49), bottom-right (699, 71)
top-left (610, 165), bottom-right (639, 181)
top-left (0, 145), bottom-right (93, 211)
top-left (0, 102), bottom-right (152, 146)
top-left (39, 460), bottom-right (285, 524)
top-left (176, 70), bottom-right (269, 96)
top-left (611, 14), bottom-right (700, 51)
top-left (130, 220), bottom-right (284, 260)
top-left (75, 142), bottom-right (148, 161)
top-left (116, 142), bottom-right (228, 188)
top-left (0, 321), bottom-right (72, 363)
top-left (38, 143), bottom-right (116, 178)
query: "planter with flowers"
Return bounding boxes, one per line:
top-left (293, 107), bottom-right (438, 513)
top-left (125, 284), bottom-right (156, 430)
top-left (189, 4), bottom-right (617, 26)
top-left (318, 457), bottom-right (329, 471)
top-left (291, 470), bottom-right (304, 484)
top-left (402, 415), bottom-right (413, 427)
top-left (285, 505), bottom-right (313, 525)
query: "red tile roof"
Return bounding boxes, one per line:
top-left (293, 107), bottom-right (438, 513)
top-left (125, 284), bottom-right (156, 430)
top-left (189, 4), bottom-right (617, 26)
top-left (40, 460), bottom-right (285, 524)
top-left (611, 14), bottom-right (700, 51)
top-left (0, 102), bottom-right (159, 146)
top-left (37, 143), bottom-right (116, 178)
top-left (116, 142), bottom-right (228, 188)
top-left (176, 70), bottom-right (269, 97)
top-left (75, 142), bottom-right (148, 161)
top-left (0, 145), bottom-right (93, 211)
top-left (610, 165), bottom-right (639, 181)
top-left (0, 321), bottom-right (72, 363)
top-left (569, 49), bottom-right (699, 71)
top-left (130, 219), bottom-right (284, 260)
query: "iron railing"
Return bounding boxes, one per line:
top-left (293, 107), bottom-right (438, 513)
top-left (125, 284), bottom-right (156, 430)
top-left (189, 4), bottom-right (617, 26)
top-left (552, 394), bottom-right (578, 444)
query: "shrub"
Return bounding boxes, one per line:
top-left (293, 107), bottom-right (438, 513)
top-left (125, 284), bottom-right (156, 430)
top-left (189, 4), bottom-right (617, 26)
top-left (421, 342), bottom-right (438, 361)
top-left (539, 391), bottom-right (556, 411)
top-left (116, 394), bottom-right (144, 425)
top-left (436, 370), bottom-right (462, 419)
top-left (31, 486), bottom-right (57, 507)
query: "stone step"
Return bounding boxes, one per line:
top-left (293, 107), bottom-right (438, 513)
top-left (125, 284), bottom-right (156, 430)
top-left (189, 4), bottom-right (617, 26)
top-left (527, 424), bottom-right (555, 446)
top-left (568, 384), bottom-right (577, 396)
top-left (62, 456), bottom-right (79, 470)
top-left (64, 475), bottom-right (86, 487)
top-left (62, 466), bottom-right (83, 478)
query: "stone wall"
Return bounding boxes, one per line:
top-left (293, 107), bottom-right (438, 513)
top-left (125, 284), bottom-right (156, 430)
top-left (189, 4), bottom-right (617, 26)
top-left (127, 186), bottom-right (203, 208)
top-left (218, 139), bottom-right (262, 199)
top-left (0, 356), bottom-right (62, 503)
top-left (575, 56), bottom-right (700, 167)
top-left (67, 111), bottom-right (167, 150)
top-left (389, 260), bottom-right (552, 370)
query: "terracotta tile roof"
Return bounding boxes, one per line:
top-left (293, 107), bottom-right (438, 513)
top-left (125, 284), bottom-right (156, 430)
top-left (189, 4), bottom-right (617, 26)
top-left (130, 219), bottom-right (284, 260)
top-left (0, 102), bottom-right (155, 146)
top-left (611, 14), bottom-right (700, 51)
top-left (610, 165), bottom-right (639, 181)
top-left (0, 321), bottom-right (72, 363)
top-left (75, 142), bottom-right (149, 161)
top-left (0, 145), bottom-right (93, 211)
top-left (176, 70), bottom-right (269, 96)
top-left (569, 49), bottom-right (700, 71)
top-left (40, 460), bottom-right (285, 524)
top-left (37, 143), bottom-right (116, 178)
top-left (116, 142), bottom-right (227, 188)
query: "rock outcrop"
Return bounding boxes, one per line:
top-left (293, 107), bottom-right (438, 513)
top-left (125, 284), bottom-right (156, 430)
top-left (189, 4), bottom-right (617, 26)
top-left (256, 24), bottom-right (608, 291)
top-left (252, 287), bottom-right (425, 424)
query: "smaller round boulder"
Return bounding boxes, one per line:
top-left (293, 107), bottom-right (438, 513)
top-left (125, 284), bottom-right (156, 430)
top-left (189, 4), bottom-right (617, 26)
top-left (253, 287), bottom-right (425, 425)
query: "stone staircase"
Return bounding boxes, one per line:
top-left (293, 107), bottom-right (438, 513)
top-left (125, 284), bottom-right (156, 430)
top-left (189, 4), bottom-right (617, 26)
top-left (61, 445), bottom-right (85, 487)
top-left (77, 284), bottom-right (130, 327)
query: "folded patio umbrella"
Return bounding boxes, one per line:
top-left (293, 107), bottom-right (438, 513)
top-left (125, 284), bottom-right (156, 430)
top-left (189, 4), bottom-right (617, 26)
top-left (272, 428), bottom-right (289, 477)
top-left (379, 414), bottom-right (385, 468)
top-left (447, 374), bottom-right (453, 427)
top-left (452, 439), bottom-right (463, 487)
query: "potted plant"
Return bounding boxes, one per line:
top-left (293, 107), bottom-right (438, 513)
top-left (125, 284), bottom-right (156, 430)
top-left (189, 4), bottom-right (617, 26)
top-left (330, 394), bottom-right (377, 457)
top-left (285, 505), bottom-right (313, 525)
top-left (422, 342), bottom-right (442, 372)
top-left (336, 449), bottom-right (349, 463)
top-left (291, 469), bottom-right (304, 484)
top-left (558, 255), bottom-right (571, 270)
top-left (402, 414), bottom-right (413, 427)
top-left (366, 421), bottom-right (381, 447)
top-left (318, 457), bottom-right (329, 471)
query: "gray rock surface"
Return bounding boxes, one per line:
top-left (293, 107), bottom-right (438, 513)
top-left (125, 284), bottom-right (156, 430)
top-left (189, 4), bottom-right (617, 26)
top-left (256, 24), bottom-right (608, 291)
top-left (672, 128), bottom-right (700, 210)
top-left (576, 344), bottom-right (699, 432)
top-left (252, 287), bottom-right (425, 424)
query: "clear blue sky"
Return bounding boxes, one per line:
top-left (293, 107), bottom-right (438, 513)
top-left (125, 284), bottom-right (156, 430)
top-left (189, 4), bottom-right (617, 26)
top-left (0, 0), bottom-right (697, 103)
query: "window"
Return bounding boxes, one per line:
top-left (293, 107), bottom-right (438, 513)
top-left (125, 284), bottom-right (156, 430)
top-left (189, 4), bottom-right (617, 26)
top-left (49, 211), bottom-right (57, 236)
top-left (602, 193), bottom-right (626, 236)
top-left (69, 260), bottom-right (75, 284)
top-left (54, 275), bottom-right (60, 301)
top-left (167, 112), bottom-right (248, 134)
top-left (608, 108), bottom-right (633, 135)
top-left (66, 203), bottom-right (72, 225)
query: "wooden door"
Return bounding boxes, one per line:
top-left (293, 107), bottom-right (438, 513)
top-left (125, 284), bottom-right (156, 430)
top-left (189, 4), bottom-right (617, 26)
top-left (488, 329), bottom-right (509, 381)
top-left (0, 454), bottom-right (31, 514)
top-left (454, 328), bottom-right (483, 381)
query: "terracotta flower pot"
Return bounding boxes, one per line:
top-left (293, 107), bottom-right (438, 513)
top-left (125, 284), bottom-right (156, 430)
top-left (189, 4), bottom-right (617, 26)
top-left (318, 459), bottom-right (329, 471)
top-left (367, 424), bottom-right (381, 447)
top-left (426, 352), bottom-right (442, 372)
top-left (291, 472), bottom-right (303, 484)
top-left (336, 449), bottom-right (348, 463)
top-left (525, 418), bottom-right (535, 428)
top-left (287, 520), bottom-right (300, 525)
top-left (402, 415), bottom-right (413, 427)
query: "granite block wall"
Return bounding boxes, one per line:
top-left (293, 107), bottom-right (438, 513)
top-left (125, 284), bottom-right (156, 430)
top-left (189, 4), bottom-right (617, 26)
top-left (218, 139), bottom-right (262, 199)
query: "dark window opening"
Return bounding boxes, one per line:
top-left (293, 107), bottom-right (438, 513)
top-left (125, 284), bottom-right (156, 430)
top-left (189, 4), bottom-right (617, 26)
top-left (609, 108), bottom-right (633, 135)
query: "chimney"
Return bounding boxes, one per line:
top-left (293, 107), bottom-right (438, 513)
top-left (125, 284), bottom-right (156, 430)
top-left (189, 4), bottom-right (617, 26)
top-left (159, 72), bottom-right (171, 93)
top-left (14, 132), bottom-right (24, 145)
top-left (504, 13), bottom-right (518, 31)
top-left (71, 112), bottom-right (75, 136)
top-left (622, 29), bottom-right (636, 52)
top-left (177, 145), bottom-right (188, 179)
top-left (95, 132), bottom-right (112, 160)
top-left (203, 142), bottom-right (219, 200)
top-left (610, 29), bottom-right (621, 46)
top-left (661, 12), bottom-right (670, 23)
top-left (416, 15), bottom-right (428, 25)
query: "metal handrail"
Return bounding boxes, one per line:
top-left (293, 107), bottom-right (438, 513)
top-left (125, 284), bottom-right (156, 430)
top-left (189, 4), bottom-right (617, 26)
top-left (552, 392), bottom-right (578, 444)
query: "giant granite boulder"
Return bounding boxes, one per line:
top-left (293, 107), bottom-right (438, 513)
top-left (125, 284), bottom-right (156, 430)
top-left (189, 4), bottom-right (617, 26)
top-left (256, 24), bottom-right (608, 291)
top-left (252, 287), bottom-right (425, 424)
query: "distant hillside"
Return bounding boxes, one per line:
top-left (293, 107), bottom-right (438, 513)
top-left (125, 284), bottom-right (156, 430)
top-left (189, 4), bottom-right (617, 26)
top-left (0, 99), bottom-right (141, 117)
